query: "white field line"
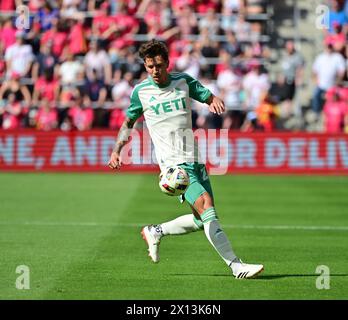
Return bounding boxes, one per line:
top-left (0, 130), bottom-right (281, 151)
top-left (0, 221), bottom-right (348, 231)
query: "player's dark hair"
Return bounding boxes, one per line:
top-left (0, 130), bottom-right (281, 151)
top-left (139, 39), bottom-right (169, 62)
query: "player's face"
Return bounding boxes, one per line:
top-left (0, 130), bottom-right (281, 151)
top-left (144, 55), bottom-right (169, 85)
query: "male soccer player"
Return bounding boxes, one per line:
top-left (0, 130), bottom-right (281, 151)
top-left (108, 40), bottom-right (264, 279)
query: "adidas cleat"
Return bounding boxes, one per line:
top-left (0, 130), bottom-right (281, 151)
top-left (141, 225), bottom-right (161, 263)
top-left (231, 260), bottom-right (264, 279)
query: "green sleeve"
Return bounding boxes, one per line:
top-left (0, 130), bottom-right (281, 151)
top-left (126, 87), bottom-right (143, 120)
top-left (183, 73), bottom-right (212, 103)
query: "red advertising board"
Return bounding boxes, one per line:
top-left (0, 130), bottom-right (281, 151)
top-left (0, 129), bottom-right (348, 174)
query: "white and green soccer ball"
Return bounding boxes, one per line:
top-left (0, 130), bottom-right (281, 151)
top-left (159, 166), bottom-right (190, 196)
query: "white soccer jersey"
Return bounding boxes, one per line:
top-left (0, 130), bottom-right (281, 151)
top-left (126, 72), bottom-right (212, 171)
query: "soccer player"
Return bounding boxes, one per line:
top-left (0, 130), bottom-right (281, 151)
top-left (108, 40), bottom-right (264, 279)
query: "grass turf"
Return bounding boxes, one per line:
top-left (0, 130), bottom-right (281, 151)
top-left (0, 173), bottom-right (347, 300)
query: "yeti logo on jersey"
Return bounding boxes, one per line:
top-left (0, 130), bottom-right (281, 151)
top-left (150, 98), bottom-right (187, 115)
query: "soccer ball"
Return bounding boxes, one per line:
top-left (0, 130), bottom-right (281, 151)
top-left (159, 166), bottom-right (190, 196)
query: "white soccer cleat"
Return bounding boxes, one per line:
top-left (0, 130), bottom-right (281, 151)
top-left (141, 225), bottom-right (161, 263)
top-left (231, 259), bottom-right (264, 279)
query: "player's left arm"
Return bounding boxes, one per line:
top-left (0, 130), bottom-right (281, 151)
top-left (206, 94), bottom-right (225, 115)
top-left (184, 73), bottom-right (225, 115)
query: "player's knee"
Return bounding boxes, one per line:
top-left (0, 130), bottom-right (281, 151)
top-left (194, 192), bottom-right (214, 215)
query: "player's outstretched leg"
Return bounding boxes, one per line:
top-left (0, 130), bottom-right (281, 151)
top-left (141, 214), bottom-right (203, 263)
top-left (198, 203), bottom-right (264, 279)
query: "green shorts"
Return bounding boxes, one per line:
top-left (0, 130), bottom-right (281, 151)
top-left (178, 162), bottom-right (214, 206)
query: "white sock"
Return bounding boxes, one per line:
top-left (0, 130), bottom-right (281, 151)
top-left (160, 214), bottom-right (203, 236)
top-left (201, 207), bottom-right (238, 266)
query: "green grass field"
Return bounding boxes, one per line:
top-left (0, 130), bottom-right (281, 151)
top-left (0, 172), bottom-right (347, 300)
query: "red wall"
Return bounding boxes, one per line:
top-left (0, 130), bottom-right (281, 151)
top-left (1, 129), bottom-right (348, 174)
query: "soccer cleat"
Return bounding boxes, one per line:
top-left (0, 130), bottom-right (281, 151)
top-left (141, 225), bottom-right (161, 263)
top-left (231, 259), bottom-right (264, 279)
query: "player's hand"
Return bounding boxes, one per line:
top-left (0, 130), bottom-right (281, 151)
top-left (208, 96), bottom-right (225, 115)
top-left (108, 151), bottom-right (122, 170)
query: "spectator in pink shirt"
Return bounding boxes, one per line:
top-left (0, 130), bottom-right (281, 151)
top-left (68, 95), bottom-right (94, 131)
top-left (0, 18), bottom-right (16, 51)
top-left (41, 16), bottom-right (68, 59)
top-left (67, 17), bottom-right (87, 57)
top-left (0, 93), bottom-right (22, 130)
top-left (0, 0), bottom-right (15, 11)
top-left (324, 22), bottom-right (346, 53)
top-left (35, 98), bottom-right (58, 131)
top-left (323, 87), bottom-right (347, 133)
top-left (91, 2), bottom-right (114, 40)
top-left (32, 69), bottom-right (60, 105)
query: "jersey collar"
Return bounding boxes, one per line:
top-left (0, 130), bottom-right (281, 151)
top-left (148, 74), bottom-right (172, 88)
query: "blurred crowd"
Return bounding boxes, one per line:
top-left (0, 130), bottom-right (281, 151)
top-left (0, 0), bottom-right (347, 133)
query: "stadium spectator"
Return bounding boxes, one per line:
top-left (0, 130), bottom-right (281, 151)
top-left (241, 110), bottom-right (261, 132)
top-left (120, 50), bottom-right (142, 78)
top-left (60, 0), bottom-right (87, 20)
top-left (81, 68), bottom-right (107, 127)
top-left (192, 75), bottom-right (220, 129)
top-left (278, 40), bottom-right (305, 118)
top-left (28, 0), bottom-right (46, 13)
top-left (31, 41), bottom-right (58, 81)
top-left (5, 31), bottom-right (34, 78)
top-left (81, 68), bottom-right (107, 105)
top-left (198, 8), bottom-right (221, 38)
top-left (173, 3), bottom-right (198, 37)
top-left (222, 30), bottom-right (243, 58)
top-left (58, 50), bottom-right (84, 85)
top-left (84, 39), bottom-right (112, 85)
top-left (255, 93), bottom-right (277, 132)
top-left (0, 18), bottom-right (16, 51)
top-left (111, 70), bottom-right (133, 109)
top-left (323, 87), bottom-right (347, 133)
top-left (110, 69), bottom-right (130, 127)
top-left (216, 65), bottom-right (243, 129)
top-left (220, 0), bottom-right (244, 32)
top-left (66, 16), bottom-right (88, 57)
top-left (0, 73), bottom-right (31, 107)
top-left (242, 59), bottom-right (270, 114)
top-left (0, 92), bottom-right (22, 130)
top-left (32, 69), bottom-right (60, 106)
top-left (91, 1), bottom-right (115, 41)
top-left (327, 0), bottom-right (348, 34)
top-left (176, 42), bottom-right (207, 78)
top-left (195, 0), bottom-right (221, 14)
top-left (232, 14), bottom-right (252, 42)
top-left (34, 98), bottom-right (58, 131)
top-left (311, 40), bottom-right (346, 114)
top-left (35, 2), bottom-right (60, 32)
top-left (0, 0), bottom-right (15, 12)
top-left (40, 16), bottom-right (68, 59)
top-left (68, 94), bottom-right (94, 131)
top-left (324, 22), bottom-right (346, 53)
top-left (107, 1), bottom-right (139, 50)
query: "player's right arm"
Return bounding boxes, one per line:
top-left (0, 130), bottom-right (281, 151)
top-left (108, 84), bottom-right (143, 170)
top-left (108, 117), bottom-right (136, 170)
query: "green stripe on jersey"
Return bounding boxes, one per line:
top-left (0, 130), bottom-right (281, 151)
top-left (126, 80), bottom-right (150, 120)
